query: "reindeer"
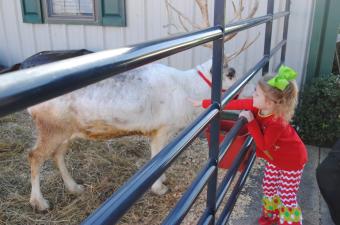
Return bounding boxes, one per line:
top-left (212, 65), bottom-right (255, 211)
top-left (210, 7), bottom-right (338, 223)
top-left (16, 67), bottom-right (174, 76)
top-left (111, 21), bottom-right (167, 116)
top-left (27, 0), bottom-right (259, 211)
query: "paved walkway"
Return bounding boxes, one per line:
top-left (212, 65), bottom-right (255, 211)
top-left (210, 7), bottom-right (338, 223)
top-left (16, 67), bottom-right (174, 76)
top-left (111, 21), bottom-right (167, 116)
top-left (228, 146), bottom-right (335, 225)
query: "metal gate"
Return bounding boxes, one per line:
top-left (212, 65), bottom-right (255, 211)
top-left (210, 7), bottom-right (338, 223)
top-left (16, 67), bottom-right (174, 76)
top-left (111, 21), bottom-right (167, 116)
top-left (0, 0), bottom-right (291, 224)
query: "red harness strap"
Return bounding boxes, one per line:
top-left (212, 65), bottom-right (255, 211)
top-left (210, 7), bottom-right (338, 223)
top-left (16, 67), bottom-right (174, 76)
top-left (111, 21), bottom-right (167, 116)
top-left (197, 69), bottom-right (239, 99)
top-left (197, 69), bottom-right (227, 92)
top-left (197, 70), bottom-right (212, 88)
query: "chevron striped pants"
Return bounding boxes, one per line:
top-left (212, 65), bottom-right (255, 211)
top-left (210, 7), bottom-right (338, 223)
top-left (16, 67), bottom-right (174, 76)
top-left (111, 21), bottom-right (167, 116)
top-left (261, 162), bottom-right (304, 225)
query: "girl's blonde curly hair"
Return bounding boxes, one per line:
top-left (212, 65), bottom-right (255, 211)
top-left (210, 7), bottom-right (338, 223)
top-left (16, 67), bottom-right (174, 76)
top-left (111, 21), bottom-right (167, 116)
top-left (258, 75), bottom-right (298, 122)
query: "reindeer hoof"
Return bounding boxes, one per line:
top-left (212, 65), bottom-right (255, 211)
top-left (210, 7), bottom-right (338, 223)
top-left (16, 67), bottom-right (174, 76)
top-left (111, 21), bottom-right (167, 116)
top-left (30, 197), bottom-right (50, 212)
top-left (68, 184), bottom-right (85, 194)
top-left (151, 183), bottom-right (169, 195)
top-left (160, 174), bottom-right (167, 183)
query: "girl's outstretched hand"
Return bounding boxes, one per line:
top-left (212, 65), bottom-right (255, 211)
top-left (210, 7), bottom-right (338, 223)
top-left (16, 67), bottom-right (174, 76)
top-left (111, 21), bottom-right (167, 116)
top-left (239, 110), bottom-right (254, 122)
top-left (187, 97), bottom-right (202, 107)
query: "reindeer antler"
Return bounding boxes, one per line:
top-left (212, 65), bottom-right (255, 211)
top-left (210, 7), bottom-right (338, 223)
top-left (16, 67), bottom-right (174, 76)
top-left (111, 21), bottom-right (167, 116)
top-left (226, 32), bottom-right (261, 62)
top-left (165, 0), bottom-right (203, 32)
top-left (195, 0), bottom-right (210, 28)
top-left (165, 0), bottom-right (260, 63)
top-left (223, 0), bottom-right (259, 44)
top-left (165, 0), bottom-right (212, 47)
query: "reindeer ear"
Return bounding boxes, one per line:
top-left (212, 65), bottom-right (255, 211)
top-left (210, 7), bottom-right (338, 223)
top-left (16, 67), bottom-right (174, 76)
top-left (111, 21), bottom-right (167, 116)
top-left (226, 67), bottom-right (236, 79)
top-left (210, 66), bottom-right (235, 78)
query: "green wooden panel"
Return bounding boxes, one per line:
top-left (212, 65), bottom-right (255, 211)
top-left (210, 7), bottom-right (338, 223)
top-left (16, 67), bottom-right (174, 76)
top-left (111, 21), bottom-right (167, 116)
top-left (306, 0), bottom-right (340, 84)
top-left (101, 0), bottom-right (126, 27)
top-left (306, 0), bottom-right (329, 83)
top-left (20, 0), bottom-right (43, 24)
top-left (319, 0), bottom-right (340, 76)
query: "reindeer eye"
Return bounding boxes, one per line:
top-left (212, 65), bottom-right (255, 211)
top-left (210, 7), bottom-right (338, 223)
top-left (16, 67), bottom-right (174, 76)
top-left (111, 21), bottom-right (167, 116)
top-left (226, 67), bottom-right (236, 79)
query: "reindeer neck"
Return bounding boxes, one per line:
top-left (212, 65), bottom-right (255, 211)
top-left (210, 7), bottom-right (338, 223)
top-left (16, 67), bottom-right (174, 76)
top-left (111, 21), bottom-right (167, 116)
top-left (176, 68), bottom-right (212, 100)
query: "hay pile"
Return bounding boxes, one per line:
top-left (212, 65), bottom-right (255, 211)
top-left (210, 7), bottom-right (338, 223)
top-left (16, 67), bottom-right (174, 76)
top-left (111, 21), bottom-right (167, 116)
top-left (0, 111), bottom-right (262, 225)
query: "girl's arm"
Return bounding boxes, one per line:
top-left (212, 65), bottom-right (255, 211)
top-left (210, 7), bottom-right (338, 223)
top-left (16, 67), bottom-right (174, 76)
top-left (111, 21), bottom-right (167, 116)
top-left (202, 98), bottom-right (254, 111)
top-left (247, 120), bottom-right (284, 156)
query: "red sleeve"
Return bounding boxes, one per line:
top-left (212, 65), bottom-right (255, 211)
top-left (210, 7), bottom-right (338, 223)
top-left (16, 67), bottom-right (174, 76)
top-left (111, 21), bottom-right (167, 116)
top-left (202, 99), bottom-right (213, 108)
top-left (247, 119), bottom-right (284, 154)
top-left (202, 99), bottom-right (255, 111)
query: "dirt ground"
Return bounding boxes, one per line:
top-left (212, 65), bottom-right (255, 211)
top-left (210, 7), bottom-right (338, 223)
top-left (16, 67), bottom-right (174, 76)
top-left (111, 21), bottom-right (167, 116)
top-left (0, 111), bottom-right (262, 225)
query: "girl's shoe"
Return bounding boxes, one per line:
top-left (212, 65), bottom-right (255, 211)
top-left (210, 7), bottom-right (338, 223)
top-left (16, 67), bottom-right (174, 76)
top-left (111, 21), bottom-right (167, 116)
top-left (258, 216), bottom-right (272, 225)
top-left (258, 216), bottom-right (279, 225)
top-left (279, 221), bottom-right (301, 225)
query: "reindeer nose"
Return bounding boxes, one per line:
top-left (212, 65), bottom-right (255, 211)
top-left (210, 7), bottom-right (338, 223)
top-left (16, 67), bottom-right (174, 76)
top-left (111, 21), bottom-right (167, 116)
top-left (227, 67), bottom-right (236, 79)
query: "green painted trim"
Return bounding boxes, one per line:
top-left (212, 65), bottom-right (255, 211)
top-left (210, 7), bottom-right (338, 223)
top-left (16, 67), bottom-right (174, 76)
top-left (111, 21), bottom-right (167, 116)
top-left (20, 0), bottom-right (43, 24)
top-left (306, 0), bottom-right (340, 84)
top-left (101, 0), bottom-right (126, 27)
top-left (306, 0), bottom-right (329, 83)
top-left (20, 0), bottom-right (127, 27)
top-left (319, 0), bottom-right (340, 76)
top-left (42, 0), bottom-right (101, 26)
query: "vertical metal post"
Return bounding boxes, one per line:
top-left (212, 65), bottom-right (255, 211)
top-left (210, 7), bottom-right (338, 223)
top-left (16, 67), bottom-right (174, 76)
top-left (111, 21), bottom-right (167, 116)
top-left (262, 0), bottom-right (274, 75)
top-left (207, 0), bottom-right (225, 224)
top-left (280, 0), bottom-right (291, 65)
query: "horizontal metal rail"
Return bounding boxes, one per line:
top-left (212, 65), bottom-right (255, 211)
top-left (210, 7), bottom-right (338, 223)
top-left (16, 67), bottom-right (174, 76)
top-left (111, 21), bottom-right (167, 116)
top-left (223, 11), bottom-right (289, 36)
top-left (218, 117), bottom-right (248, 163)
top-left (197, 142), bottom-right (256, 225)
top-left (83, 12), bottom-right (290, 222)
top-left (216, 147), bottom-right (256, 225)
top-left (273, 11), bottom-right (290, 20)
top-left (274, 62), bottom-right (284, 72)
top-left (162, 117), bottom-right (248, 225)
top-left (197, 136), bottom-right (253, 224)
top-left (0, 2), bottom-right (291, 224)
top-left (220, 39), bottom-right (287, 109)
top-left (270, 40), bottom-right (287, 58)
top-left (216, 136), bottom-right (253, 209)
top-left (199, 213), bottom-right (214, 225)
top-left (82, 56), bottom-right (271, 224)
top-left (0, 11), bottom-right (289, 118)
top-left (224, 15), bottom-right (271, 34)
top-left (162, 159), bottom-right (216, 225)
top-left (0, 27), bottom-right (222, 117)
top-left (81, 104), bottom-right (219, 225)
top-left (194, 37), bottom-right (287, 224)
top-left (221, 56), bottom-right (269, 107)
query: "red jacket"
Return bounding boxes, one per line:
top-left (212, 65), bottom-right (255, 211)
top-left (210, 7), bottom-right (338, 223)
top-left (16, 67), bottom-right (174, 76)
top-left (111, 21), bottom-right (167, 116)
top-left (202, 98), bottom-right (308, 170)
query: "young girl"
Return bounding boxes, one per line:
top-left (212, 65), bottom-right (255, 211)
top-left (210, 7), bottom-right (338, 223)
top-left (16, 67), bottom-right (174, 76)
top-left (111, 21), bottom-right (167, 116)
top-left (194, 66), bottom-right (308, 225)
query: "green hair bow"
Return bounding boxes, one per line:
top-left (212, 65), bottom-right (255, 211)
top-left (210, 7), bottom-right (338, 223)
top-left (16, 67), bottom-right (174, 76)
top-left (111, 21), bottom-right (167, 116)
top-left (267, 65), bottom-right (297, 91)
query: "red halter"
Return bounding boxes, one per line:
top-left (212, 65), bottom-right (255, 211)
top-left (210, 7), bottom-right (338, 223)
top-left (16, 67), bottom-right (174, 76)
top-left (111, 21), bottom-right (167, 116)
top-left (197, 69), bottom-right (240, 99)
top-left (197, 69), bottom-right (226, 92)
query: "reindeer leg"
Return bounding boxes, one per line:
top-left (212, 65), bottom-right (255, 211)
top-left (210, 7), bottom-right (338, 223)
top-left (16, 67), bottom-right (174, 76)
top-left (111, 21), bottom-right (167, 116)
top-left (28, 143), bottom-right (50, 212)
top-left (28, 133), bottom-right (67, 211)
top-left (52, 140), bottom-right (84, 194)
top-left (150, 129), bottom-right (173, 195)
top-left (28, 119), bottom-right (71, 211)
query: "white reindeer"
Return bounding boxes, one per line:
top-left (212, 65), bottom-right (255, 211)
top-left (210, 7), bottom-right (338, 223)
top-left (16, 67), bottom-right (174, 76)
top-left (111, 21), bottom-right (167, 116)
top-left (28, 0), bottom-right (260, 211)
top-left (28, 58), bottom-right (236, 211)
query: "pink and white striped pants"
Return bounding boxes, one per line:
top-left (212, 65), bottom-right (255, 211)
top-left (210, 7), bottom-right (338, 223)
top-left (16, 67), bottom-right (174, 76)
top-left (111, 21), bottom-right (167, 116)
top-left (263, 162), bottom-right (303, 207)
top-left (261, 162), bottom-right (304, 225)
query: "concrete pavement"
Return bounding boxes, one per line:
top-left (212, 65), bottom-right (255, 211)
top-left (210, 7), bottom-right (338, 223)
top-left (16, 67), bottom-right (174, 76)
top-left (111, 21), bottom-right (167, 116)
top-left (228, 146), bottom-right (335, 225)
